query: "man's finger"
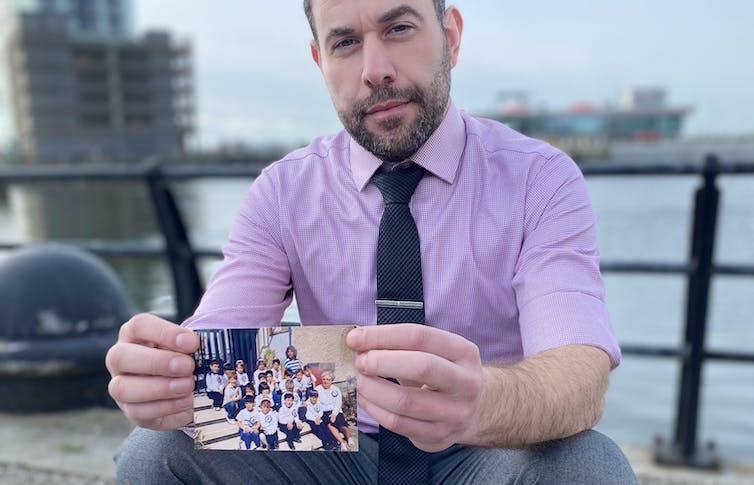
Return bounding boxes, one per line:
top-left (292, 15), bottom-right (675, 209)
top-left (106, 342), bottom-right (196, 377)
top-left (355, 349), bottom-right (467, 394)
top-left (109, 375), bottom-right (195, 404)
top-left (358, 393), bottom-right (454, 453)
top-left (118, 314), bottom-right (199, 353)
top-left (356, 373), bottom-right (464, 423)
top-left (121, 396), bottom-right (194, 427)
top-left (347, 324), bottom-right (479, 364)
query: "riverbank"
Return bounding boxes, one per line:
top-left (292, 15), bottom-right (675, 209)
top-left (0, 408), bottom-right (752, 485)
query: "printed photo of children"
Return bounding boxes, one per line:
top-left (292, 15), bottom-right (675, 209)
top-left (192, 325), bottom-right (358, 451)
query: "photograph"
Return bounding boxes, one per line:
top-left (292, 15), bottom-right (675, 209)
top-left (191, 325), bottom-right (358, 452)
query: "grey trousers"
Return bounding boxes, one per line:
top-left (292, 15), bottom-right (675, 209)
top-left (115, 428), bottom-right (638, 484)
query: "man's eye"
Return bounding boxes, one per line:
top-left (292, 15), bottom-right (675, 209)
top-left (390, 24), bottom-right (412, 34)
top-left (334, 38), bottom-right (356, 50)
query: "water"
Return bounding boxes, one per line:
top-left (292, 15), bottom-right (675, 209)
top-left (0, 174), bottom-right (752, 460)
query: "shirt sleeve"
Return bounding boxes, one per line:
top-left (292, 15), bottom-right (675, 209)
top-left (182, 167), bottom-right (293, 329)
top-left (512, 153), bottom-right (621, 367)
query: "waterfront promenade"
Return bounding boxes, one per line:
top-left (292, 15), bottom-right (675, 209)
top-left (0, 408), bottom-right (752, 485)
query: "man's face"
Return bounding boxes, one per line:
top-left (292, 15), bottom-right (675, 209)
top-left (261, 401), bottom-right (271, 413)
top-left (284, 397), bottom-right (293, 407)
top-left (245, 401), bottom-right (254, 410)
top-left (310, 395), bottom-right (318, 404)
top-left (210, 363), bottom-right (219, 373)
top-left (310, 0), bottom-right (461, 164)
top-left (258, 362), bottom-right (266, 370)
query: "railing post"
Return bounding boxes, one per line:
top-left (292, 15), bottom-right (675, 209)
top-left (655, 155), bottom-right (720, 469)
top-left (144, 163), bottom-right (203, 322)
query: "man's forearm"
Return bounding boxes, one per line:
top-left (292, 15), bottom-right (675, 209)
top-left (462, 345), bottom-right (611, 448)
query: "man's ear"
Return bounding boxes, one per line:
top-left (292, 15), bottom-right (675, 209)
top-left (310, 40), bottom-right (322, 68)
top-left (443, 7), bottom-right (463, 68)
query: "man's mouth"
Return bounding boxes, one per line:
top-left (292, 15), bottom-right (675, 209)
top-left (365, 101), bottom-right (410, 121)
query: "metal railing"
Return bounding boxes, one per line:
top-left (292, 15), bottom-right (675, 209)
top-left (1, 155), bottom-right (753, 468)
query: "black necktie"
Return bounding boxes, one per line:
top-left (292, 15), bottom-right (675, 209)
top-left (372, 163), bottom-right (430, 485)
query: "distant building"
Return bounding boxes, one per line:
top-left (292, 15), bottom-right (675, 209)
top-left (2, 1), bottom-right (194, 163)
top-left (484, 88), bottom-right (690, 161)
top-left (1, 0), bottom-right (133, 38)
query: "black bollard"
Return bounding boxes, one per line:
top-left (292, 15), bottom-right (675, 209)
top-left (0, 244), bottom-right (135, 411)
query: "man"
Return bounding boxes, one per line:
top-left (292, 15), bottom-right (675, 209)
top-left (107, 0), bottom-right (637, 483)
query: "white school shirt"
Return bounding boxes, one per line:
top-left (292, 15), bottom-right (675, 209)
top-left (236, 408), bottom-right (258, 429)
top-left (277, 403), bottom-right (302, 426)
top-left (314, 384), bottom-right (343, 415)
top-left (237, 372), bottom-right (249, 387)
top-left (223, 384), bottom-right (241, 406)
top-left (305, 400), bottom-right (325, 421)
top-left (293, 377), bottom-right (307, 393)
top-left (272, 368), bottom-right (281, 381)
top-left (257, 410), bottom-right (279, 435)
top-left (205, 372), bottom-right (224, 393)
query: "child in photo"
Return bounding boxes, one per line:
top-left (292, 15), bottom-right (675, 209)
top-left (304, 390), bottom-right (339, 451)
top-left (204, 360), bottom-right (225, 410)
top-left (316, 371), bottom-right (353, 451)
top-left (278, 392), bottom-right (304, 450)
top-left (252, 359), bottom-right (267, 390)
top-left (271, 358), bottom-right (282, 381)
top-left (243, 384), bottom-right (255, 402)
top-left (255, 381), bottom-right (274, 408)
top-left (303, 365), bottom-right (317, 397)
top-left (235, 396), bottom-right (261, 450)
top-left (281, 368), bottom-right (293, 389)
top-left (235, 360), bottom-right (249, 394)
top-left (222, 363), bottom-right (235, 384)
top-left (257, 398), bottom-right (279, 450)
top-left (293, 369), bottom-right (307, 401)
top-left (283, 345), bottom-right (303, 374)
top-left (265, 370), bottom-right (282, 410)
top-left (223, 374), bottom-right (242, 423)
top-left (283, 380), bottom-right (301, 407)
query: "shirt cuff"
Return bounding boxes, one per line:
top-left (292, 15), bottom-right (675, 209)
top-left (518, 291), bottom-right (621, 368)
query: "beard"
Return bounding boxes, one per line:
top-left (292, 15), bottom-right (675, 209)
top-left (337, 49), bottom-right (451, 165)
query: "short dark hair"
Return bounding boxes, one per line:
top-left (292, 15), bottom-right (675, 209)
top-left (272, 358), bottom-right (281, 364)
top-left (303, 0), bottom-right (446, 44)
top-left (223, 363), bottom-right (234, 371)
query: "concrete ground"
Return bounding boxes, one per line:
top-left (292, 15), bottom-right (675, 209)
top-left (1, 408), bottom-right (753, 485)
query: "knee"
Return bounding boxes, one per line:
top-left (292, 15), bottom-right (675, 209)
top-left (534, 430), bottom-right (638, 484)
top-left (115, 428), bottom-right (188, 484)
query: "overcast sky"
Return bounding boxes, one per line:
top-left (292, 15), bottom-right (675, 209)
top-left (2, 1), bottom-right (754, 150)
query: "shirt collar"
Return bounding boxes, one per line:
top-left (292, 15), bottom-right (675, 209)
top-left (349, 101), bottom-right (466, 191)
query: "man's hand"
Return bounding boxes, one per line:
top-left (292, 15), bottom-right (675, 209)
top-left (105, 313), bottom-right (199, 430)
top-left (329, 413), bottom-right (337, 424)
top-left (347, 324), bottom-right (484, 453)
top-left (287, 422), bottom-right (293, 430)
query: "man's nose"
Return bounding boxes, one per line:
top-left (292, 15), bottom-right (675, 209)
top-left (361, 39), bottom-right (396, 88)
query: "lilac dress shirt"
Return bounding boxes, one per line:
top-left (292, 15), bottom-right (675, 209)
top-left (184, 102), bottom-right (621, 434)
